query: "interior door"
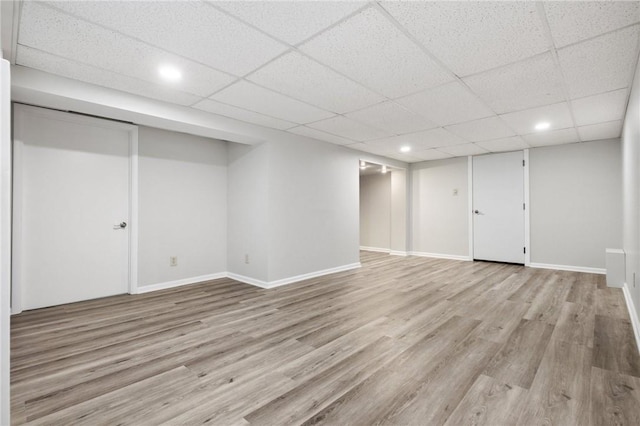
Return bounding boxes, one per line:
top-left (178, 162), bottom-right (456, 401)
top-left (14, 105), bottom-right (132, 310)
top-left (473, 151), bottom-right (525, 264)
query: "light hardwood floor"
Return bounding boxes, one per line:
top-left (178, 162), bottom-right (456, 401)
top-left (10, 251), bottom-right (640, 425)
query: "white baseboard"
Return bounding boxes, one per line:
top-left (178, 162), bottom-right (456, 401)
top-left (135, 262), bottom-right (363, 294)
top-left (623, 282), bottom-right (640, 355)
top-left (529, 262), bottom-right (606, 275)
top-left (409, 251), bottom-right (472, 261)
top-left (359, 246), bottom-right (390, 253)
top-left (229, 263), bottom-right (361, 289)
top-left (360, 247), bottom-right (407, 257)
top-left (226, 272), bottom-right (269, 289)
top-left (136, 272), bottom-right (227, 294)
top-left (267, 262), bottom-right (361, 289)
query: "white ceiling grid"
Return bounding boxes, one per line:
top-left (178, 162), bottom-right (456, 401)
top-left (15, 1), bottom-right (640, 162)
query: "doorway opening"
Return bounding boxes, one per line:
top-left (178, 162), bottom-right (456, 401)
top-left (358, 160), bottom-right (408, 257)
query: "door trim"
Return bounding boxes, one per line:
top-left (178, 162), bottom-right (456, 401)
top-left (524, 149), bottom-right (531, 266)
top-left (467, 156), bottom-right (474, 260)
top-left (11, 104), bottom-right (139, 314)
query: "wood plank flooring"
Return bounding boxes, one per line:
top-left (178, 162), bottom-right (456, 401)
top-left (10, 251), bottom-right (640, 425)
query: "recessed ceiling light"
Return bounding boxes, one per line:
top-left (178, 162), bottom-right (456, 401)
top-left (400, 146), bottom-right (411, 153)
top-left (158, 65), bottom-right (182, 82)
top-left (534, 121), bottom-right (550, 131)
top-left (360, 160), bottom-right (366, 169)
top-left (381, 165), bottom-right (387, 174)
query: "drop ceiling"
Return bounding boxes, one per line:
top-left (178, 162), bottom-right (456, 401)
top-left (10, 1), bottom-right (640, 163)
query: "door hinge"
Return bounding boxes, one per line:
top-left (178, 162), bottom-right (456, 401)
top-left (523, 159), bottom-right (525, 166)
top-left (524, 247), bottom-right (526, 254)
top-left (523, 203), bottom-right (525, 210)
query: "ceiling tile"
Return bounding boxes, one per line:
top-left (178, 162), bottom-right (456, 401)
top-left (476, 136), bottom-right (530, 153)
top-left (577, 120), bottom-right (623, 141)
top-left (445, 116), bottom-right (516, 142)
top-left (522, 127), bottom-right (580, 147)
top-left (366, 128), bottom-right (466, 150)
top-left (381, 1), bottom-right (548, 76)
top-left (382, 152), bottom-right (422, 163)
top-left (397, 81), bottom-right (494, 126)
top-left (411, 149), bottom-right (453, 161)
top-left (544, 1), bottom-right (640, 48)
top-left (437, 143), bottom-right (489, 157)
top-left (361, 136), bottom-right (417, 153)
top-left (192, 98), bottom-right (295, 130)
top-left (287, 126), bottom-right (356, 145)
top-left (558, 25), bottom-right (640, 98)
top-left (300, 7), bottom-right (453, 98)
top-left (307, 116), bottom-right (392, 141)
top-left (18, 2), bottom-right (236, 97)
top-left (345, 101), bottom-right (436, 135)
top-left (347, 142), bottom-right (424, 162)
top-left (571, 89), bottom-right (629, 127)
top-left (211, 81), bottom-right (334, 124)
top-left (213, 1), bottom-right (365, 45)
top-left (247, 51), bottom-right (384, 114)
top-left (45, 0), bottom-right (287, 75)
top-left (499, 102), bottom-right (574, 134)
top-left (16, 46), bottom-right (200, 106)
top-left (345, 142), bottom-right (390, 155)
top-left (463, 53), bottom-right (566, 114)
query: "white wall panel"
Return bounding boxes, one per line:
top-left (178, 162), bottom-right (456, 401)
top-left (360, 173), bottom-right (391, 250)
top-left (138, 127), bottom-right (227, 287)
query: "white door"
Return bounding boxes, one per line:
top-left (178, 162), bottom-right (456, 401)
top-left (14, 105), bottom-right (133, 310)
top-left (473, 151), bottom-right (525, 264)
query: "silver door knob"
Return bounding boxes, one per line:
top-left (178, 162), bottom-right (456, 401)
top-left (114, 222), bottom-right (127, 229)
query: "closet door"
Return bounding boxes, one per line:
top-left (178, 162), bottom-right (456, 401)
top-left (14, 104), bottom-right (134, 310)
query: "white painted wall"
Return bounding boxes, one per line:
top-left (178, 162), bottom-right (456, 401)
top-left (622, 56), bottom-right (640, 328)
top-left (227, 136), bottom-right (363, 285)
top-left (138, 127), bottom-right (227, 287)
top-left (390, 170), bottom-right (408, 254)
top-left (268, 137), bottom-right (360, 282)
top-left (529, 140), bottom-right (622, 270)
top-left (10, 65), bottom-right (406, 288)
top-left (410, 146), bottom-right (621, 269)
top-left (226, 142), bottom-right (270, 282)
top-left (0, 58), bottom-right (11, 426)
top-left (411, 157), bottom-right (469, 257)
top-left (359, 173), bottom-right (391, 251)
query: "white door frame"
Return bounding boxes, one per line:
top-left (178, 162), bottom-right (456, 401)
top-left (523, 149), bottom-right (531, 266)
top-left (1, 57), bottom-right (12, 426)
top-left (467, 149), bottom-right (531, 265)
top-left (467, 156), bottom-right (474, 260)
top-left (11, 104), bottom-right (139, 314)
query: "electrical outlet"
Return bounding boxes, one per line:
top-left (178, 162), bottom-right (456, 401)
top-left (245, 254), bottom-right (249, 264)
top-left (170, 256), bottom-right (178, 267)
